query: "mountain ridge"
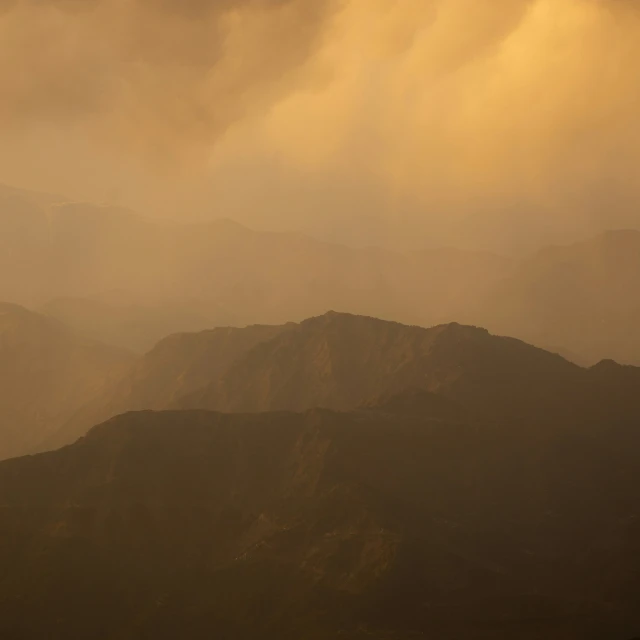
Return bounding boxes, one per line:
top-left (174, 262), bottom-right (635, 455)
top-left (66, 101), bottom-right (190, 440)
top-left (41, 311), bottom-right (640, 456)
top-left (1, 406), bottom-right (639, 638)
top-left (4, 182), bottom-right (640, 365)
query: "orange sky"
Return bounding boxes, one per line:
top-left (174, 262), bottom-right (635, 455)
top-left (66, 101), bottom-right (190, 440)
top-left (1, 0), bottom-right (639, 249)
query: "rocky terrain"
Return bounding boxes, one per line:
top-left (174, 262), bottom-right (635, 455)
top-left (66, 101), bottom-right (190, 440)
top-left (1, 405), bottom-right (639, 639)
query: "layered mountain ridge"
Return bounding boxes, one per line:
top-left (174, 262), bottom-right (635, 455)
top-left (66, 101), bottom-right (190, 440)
top-left (0, 185), bottom-right (503, 333)
top-left (1, 406), bottom-right (639, 638)
top-left (44, 311), bottom-right (640, 455)
top-left (4, 182), bottom-right (640, 364)
top-left (2, 300), bottom-right (640, 638)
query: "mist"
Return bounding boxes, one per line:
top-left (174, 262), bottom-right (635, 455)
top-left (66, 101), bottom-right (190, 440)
top-left (2, 0), bottom-right (640, 367)
top-left (5, 4), bottom-right (640, 638)
top-left (0, 0), bottom-right (639, 249)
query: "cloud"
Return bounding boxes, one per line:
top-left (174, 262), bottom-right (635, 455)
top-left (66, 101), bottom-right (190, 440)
top-left (0, 0), bottom-right (335, 165)
top-left (1, 0), bottom-right (640, 247)
top-left (263, 1), bottom-right (640, 198)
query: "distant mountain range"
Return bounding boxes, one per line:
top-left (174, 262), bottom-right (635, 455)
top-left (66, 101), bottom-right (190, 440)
top-left (0, 183), bottom-right (504, 329)
top-left (471, 230), bottom-right (640, 365)
top-left (3, 182), bottom-right (640, 364)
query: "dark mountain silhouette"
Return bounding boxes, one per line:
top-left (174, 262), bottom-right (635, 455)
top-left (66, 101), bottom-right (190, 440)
top-left (47, 312), bottom-right (640, 453)
top-left (1, 407), bottom-right (639, 639)
top-left (0, 302), bottom-right (134, 460)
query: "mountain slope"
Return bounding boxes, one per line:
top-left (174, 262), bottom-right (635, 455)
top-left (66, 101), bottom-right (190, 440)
top-left (46, 322), bottom-right (292, 450)
top-left (6, 183), bottom-right (640, 365)
top-left (48, 312), bottom-right (640, 453)
top-left (0, 302), bottom-right (134, 460)
top-left (1, 408), bottom-right (639, 639)
top-left (179, 312), bottom-right (640, 427)
top-left (475, 230), bottom-right (640, 365)
top-left (180, 312), bottom-right (454, 413)
top-left (0, 184), bottom-right (507, 336)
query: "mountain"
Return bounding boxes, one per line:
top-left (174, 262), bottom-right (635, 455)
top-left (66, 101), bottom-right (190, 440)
top-left (0, 183), bottom-right (507, 338)
top-left (475, 230), bottom-right (640, 365)
top-left (48, 312), bottom-right (640, 452)
top-left (1, 407), bottom-right (639, 639)
top-left (0, 302), bottom-right (134, 460)
top-left (5, 181), bottom-right (640, 363)
top-left (44, 322), bottom-right (293, 450)
top-left (178, 312), bottom-right (640, 426)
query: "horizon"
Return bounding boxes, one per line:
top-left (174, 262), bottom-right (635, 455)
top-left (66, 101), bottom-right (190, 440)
top-left (3, 178), bottom-right (640, 256)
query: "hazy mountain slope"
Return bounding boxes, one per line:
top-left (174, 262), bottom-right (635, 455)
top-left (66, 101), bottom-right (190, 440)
top-left (179, 312), bottom-right (640, 427)
top-left (5, 182), bottom-right (640, 364)
top-left (0, 182), bottom-right (66, 207)
top-left (0, 184), bottom-right (508, 331)
top-left (96, 323), bottom-right (294, 412)
top-left (1, 408), bottom-right (639, 639)
top-left (180, 312), bottom-right (451, 413)
top-left (40, 295), bottom-right (236, 353)
top-left (0, 303), bottom-right (134, 460)
top-left (49, 312), bottom-right (640, 453)
top-left (0, 186), bottom-right (53, 307)
top-left (474, 230), bottom-right (640, 365)
top-left (46, 322), bottom-right (292, 450)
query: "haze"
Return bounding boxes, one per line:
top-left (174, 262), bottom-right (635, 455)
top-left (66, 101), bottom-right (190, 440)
top-left (4, 2), bottom-right (640, 638)
top-left (1, 0), bottom-right (639, 249)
